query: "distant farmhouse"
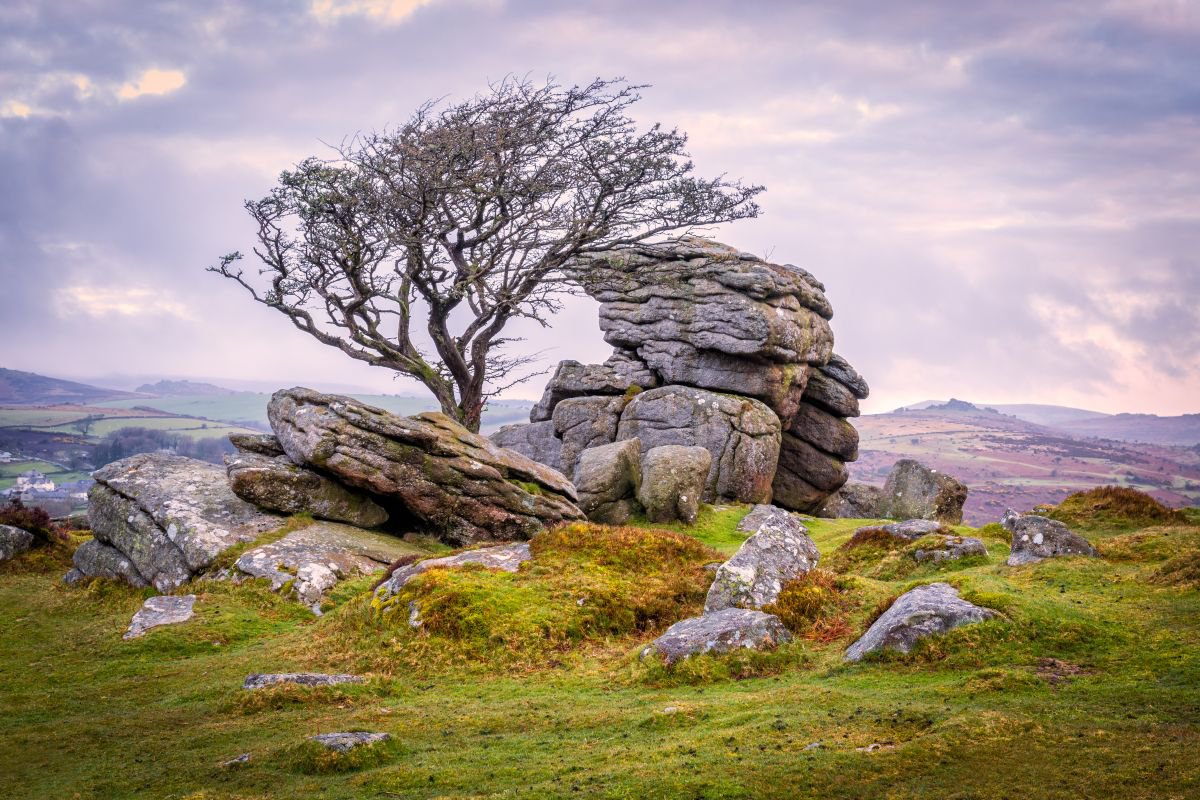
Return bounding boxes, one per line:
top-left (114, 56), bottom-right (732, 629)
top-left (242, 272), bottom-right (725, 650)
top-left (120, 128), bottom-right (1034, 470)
top-left (3, 469), bottom-right (94, 507)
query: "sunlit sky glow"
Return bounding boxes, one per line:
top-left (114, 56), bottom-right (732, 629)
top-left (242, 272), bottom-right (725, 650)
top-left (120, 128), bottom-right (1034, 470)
top-left (1, 0), bottom-right (1197, 414)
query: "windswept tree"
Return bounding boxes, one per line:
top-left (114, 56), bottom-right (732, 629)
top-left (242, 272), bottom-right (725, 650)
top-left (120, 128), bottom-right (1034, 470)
top-left (212, 77), bottom-right (762, 432)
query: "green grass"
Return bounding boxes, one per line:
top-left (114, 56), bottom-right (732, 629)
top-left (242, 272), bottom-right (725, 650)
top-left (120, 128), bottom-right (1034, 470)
top-left (1, 506), bottom-right (1198, 798)
top-left (43, 415), bottom-right (261, 438)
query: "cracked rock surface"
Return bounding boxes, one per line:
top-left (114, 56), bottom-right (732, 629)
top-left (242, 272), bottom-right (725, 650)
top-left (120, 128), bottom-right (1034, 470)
top-left (269, 388), bottom-right (583, 545)
top-left (84, 453), bottom-right (283, 591)
top-left (235, 521), bottom-right (420, 609)
top-left (705, 505), bottom-right (820, 612)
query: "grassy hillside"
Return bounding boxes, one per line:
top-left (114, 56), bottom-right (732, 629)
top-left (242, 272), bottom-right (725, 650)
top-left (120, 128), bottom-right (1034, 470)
top-left (1, 503), bottom-right (1197, 798)
top-left (0, 367), bottom-right (138, 405)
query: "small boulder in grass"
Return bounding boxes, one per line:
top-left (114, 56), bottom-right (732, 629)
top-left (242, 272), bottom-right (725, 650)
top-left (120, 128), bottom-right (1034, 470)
top-left (308, 732), bottom-right (390, 753)
top-left (124, 595), bottom-right (196, 640)
top-left (844, 583), bottom-right (996, 662)
top-left (641, 608), bottom-right (792, 665)
top-left (913, 536), bottom-right (988, 564)
top-left (0, 524), bottom-right (35, 563)
top-left (243, 673), bottom-right (364, 690)
top-left (1002, 510), bottom-right (1097, 566)
top-left (704, 504), bottom-right (820, 612)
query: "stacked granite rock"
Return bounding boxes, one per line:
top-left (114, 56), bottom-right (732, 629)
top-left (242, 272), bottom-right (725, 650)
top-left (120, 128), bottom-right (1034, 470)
top-left (68, 388), bottom-right (586, 598)
top-left (493, 238), bottom-right (869, 514)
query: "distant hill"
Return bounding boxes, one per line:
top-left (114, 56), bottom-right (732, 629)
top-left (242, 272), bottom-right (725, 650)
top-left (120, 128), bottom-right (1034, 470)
top-left (1051, 413), bottom-right (1200, 447)
top-left (852, 403), bottom-right (1200, 525)
top-left (0, 368), bottom-right (139, 405)
top-left (136, 379), bottom-right (236, 397)
top-left (895, 399), bottom-right (1198, 446)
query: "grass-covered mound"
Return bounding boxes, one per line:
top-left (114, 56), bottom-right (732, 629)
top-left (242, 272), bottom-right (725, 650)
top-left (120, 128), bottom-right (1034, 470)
top-left (1037, 486), bottom-right (1188, 530)
top-left (2, 504), bottom-right (1200, 798)
top-left (822, 524), bottom-right (1002, 581)
top-left (307, 522), bottom-right (723, 675)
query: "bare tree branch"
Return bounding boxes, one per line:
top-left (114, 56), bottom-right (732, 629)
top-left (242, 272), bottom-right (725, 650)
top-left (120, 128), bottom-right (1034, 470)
top-left (211, 76), bottom-right (763, 432)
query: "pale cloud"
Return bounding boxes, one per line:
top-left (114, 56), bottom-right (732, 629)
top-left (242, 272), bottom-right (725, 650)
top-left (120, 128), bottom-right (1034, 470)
top-left (117, 68), bottom-right (186, 101)
top-left (1, 100), bottom-right (33, 118)
top-left (310, 0), bottom-right (436, 24)
top-left (60, 286), bottom-right (194, 320)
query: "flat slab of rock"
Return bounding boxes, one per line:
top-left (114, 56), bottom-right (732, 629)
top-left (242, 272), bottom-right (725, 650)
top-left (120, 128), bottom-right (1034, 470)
top-left (569, 239), bottom-right (834, 420)
top-left (617, 385), bottom-right (780, 504)
top-left (530, 353), bottom-right (659, 422)
top-left (243, 672), bottom-right (364, 690)
top-left (844, 583), bottom-right (996, 662)
top-left (309, 732), bottom-right (390, 752)
top-left (1002, 510), bottom-right (1097, 566)
top-left (914, 536), bottom-right (988, 563)
top-left (489, 420), bottom-right (566, 476)
top-left (228, 433), bottom-right (286, 457)
top-left (235, 521), bottom-right (420, 608)
top-left (374, 542), bottom-right (531, 603)
top-left (642, 608), bottom-right (792, 665)
top-left (269, 388), bottom-right (583, 545)
top-left (0, 524), bottom-right (35, 562)
top-left (86, 453), bottom-right (283, 591)
top-left (882, 519), bottom-right (946, 540)
top-left (705, 505), bottom-right (819, 612)
top-left (225, 451), bottom-right (388, 528)
top-left (124, 595), bottom-right (196, 640)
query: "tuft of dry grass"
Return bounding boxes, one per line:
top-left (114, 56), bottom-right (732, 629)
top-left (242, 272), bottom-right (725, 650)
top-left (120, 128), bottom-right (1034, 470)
top-left (1042, 486), bottom-right (1188, 530)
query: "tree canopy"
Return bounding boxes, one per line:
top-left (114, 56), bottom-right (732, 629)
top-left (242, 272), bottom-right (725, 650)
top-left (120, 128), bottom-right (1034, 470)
top-left (213, 77), bottom-right (763, 432)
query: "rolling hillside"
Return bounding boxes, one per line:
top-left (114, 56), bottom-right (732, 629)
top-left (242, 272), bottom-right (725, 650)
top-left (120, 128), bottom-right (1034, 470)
top-left (852, 401), bottom-right (1200, 525)
top-left (0, 368), bottom-right (139, 405)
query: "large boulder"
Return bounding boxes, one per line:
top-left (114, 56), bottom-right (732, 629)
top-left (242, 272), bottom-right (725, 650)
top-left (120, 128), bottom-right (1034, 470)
top-left (553, 395), bottom-right (626, 478)
top-left (573, 439), bottom-right (642, 525)
top-left (617, 386), bottom-right (780, 504)
top-left (529, 351), bottom-right (659, 422)
top-left (641, 608), bottom-right (793, 665)
top-left (569, 238), bottom-right (835, 421)
top-left (637, 445), bottom-right (712, 524)
top-left (705, 505), bottom-right (820, 612)
top-left (85, 453), bottom-right (283, 592)
top-left (844, 583), bottom-right (997, 661)
top-left (225, 452), bottom-right (389, 528)
top-left (1002, 510), bottom-right (1097, 566)
top-left (0, 524), bottom-right (35, 563)
top-left (235, 521), bottom-right (420, 610)
top-left (489, 420), bottom-right (566, 475)
top-left (881, 459), bottom-right (968, 524)
top-left (815, 482), bottom-right (887, 519)
top-left (268, 388), bottom-right (584, 545)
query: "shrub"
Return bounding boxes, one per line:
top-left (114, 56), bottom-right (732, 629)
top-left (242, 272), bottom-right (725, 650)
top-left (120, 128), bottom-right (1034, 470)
top-left (0, 498), bottom-right (65, 545)
top-left (1043, 486), bottom-right (1187, 530)
top-left (763, 569), bottom-right (853, 642)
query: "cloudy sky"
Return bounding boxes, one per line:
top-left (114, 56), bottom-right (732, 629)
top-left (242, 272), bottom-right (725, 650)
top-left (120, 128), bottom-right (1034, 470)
top-left (2, 0), bottom-right (1198, 415)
